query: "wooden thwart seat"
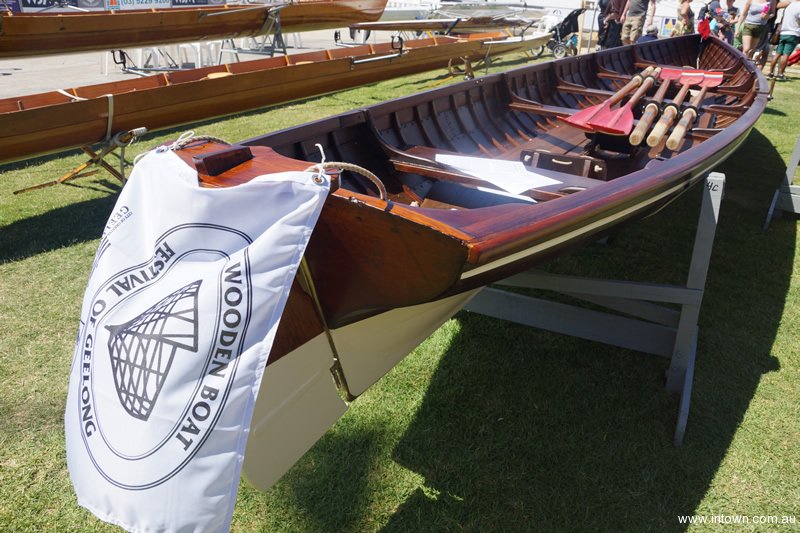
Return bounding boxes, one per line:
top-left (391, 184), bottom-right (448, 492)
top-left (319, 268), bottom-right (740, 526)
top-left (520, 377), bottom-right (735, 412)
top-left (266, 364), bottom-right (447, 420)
top-left (387, 144), bottom-right (603, 204)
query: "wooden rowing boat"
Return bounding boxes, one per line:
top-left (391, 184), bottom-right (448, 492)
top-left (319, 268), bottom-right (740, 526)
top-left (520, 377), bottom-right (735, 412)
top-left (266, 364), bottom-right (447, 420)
top-left (0, 33), bottom-right (548, 165)
top-left (152, 35), bottom-right (765, 490)
top-left (349, 14), bottom-right (537, 34)
top-left (0, 0), bottom-right (388, 59)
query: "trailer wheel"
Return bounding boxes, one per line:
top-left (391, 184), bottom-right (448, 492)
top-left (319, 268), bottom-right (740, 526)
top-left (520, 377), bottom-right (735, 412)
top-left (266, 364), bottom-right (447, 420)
top-left (531, 45), bottom-right (546, 58)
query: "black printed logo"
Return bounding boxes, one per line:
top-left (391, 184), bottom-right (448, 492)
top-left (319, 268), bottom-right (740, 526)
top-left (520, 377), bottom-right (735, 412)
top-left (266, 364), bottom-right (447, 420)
top-left (74, 224), bottom-right (253, 489)
top-left (107, 280), bottom-right (202, 421)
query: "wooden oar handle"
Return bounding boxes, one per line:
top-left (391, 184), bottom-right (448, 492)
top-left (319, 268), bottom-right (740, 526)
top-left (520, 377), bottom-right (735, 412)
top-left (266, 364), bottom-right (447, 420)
top-left (629, 73), bottom-right (673, 145)
top-left (630, 103), bottom-right (660, 146)
top-left (607, 66), bottom-right (654, 107)
top-left (646, 105), bottom-right (679, 147)
top-left (664, 84), bottom-right (710, 151)
top-left (645, 76), bottom-right (695, 148)
top-left (666, 108), bottom-right (697, 151)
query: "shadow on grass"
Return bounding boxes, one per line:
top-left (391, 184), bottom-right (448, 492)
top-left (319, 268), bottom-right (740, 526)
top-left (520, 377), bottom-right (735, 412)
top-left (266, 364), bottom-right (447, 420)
top-left (0, 147), bottom-right (86, 173)
top-left (0, 192), bottom-right (118, 263)
top-left (762, 106), bottom-right (787, 117)
top-left (379, 127), bottom-right (794, 532)
top-left (241, 429), bottom-right (384, 532)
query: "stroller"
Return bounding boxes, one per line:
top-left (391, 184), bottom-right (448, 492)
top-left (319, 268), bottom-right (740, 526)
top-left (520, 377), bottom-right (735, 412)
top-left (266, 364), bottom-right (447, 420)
top-left (539, 8), bottom-right (585, 59)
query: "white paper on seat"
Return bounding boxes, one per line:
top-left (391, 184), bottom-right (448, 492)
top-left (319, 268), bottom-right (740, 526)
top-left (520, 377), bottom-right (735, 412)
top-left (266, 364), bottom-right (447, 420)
top-left (435, 154), bottom-right (562, 194)
top-left (475, 186), bottom-right (537, 203)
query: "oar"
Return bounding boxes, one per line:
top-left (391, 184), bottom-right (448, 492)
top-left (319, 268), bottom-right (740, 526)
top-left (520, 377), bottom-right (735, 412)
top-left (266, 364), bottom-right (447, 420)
top-left (559, 66), bottom-right (655, 132)
top-left (666, 72), bottom-right (724, 151)
top-left (629, 68), bottom-right (685, 146)
top-left (587, 67), bottom-right (662, 135)
top-left (646, 70), bottom-right (706, 148)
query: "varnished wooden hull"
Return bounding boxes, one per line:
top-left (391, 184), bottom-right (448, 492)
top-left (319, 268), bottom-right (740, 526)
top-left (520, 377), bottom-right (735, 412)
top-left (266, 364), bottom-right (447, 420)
top-left (169, 35), bottom-right (765, 490)
top-left (0, 0), bottom-right (387, 58)
top-left (349, 15), bottom-right (537, 34)
top-left (0, 34), bottom-right (547, 164)
top-left (233, 36), bottom-right (765, 331)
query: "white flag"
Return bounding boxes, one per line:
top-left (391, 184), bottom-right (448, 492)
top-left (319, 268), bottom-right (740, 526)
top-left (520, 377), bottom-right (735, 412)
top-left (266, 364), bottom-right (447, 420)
top-left (65, 148), bottom-right (329, 532)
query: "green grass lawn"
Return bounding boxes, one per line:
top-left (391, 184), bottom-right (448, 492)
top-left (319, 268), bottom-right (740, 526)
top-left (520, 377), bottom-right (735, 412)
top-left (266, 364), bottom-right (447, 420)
top-left (1, 55), bottom-right (798, 532)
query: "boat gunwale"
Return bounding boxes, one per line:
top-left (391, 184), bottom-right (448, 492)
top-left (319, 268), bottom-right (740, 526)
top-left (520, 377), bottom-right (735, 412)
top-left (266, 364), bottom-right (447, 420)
top-left (241, 35), bottom-right (767, 272)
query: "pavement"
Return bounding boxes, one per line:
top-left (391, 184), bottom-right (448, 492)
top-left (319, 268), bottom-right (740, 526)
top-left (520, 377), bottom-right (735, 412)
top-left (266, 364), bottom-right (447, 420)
top-left (0, 29), bottom-right (363, 99)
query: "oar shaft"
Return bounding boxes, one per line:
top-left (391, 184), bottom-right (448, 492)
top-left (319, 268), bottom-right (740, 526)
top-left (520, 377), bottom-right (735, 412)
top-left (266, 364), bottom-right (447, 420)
top-left (630, 103), bottom-right (660, 146)
top-left (687, 85), bottom-right (709, 108)
top-left (665, 86), bottom-right (710, 151)
top-left (645, 81), bottom-right (694, 147)
top-left (607, 66), bottom-right (655, 107)
top-left (646, 106), bottom-right (679, 147)
top-left (629, 73), bottom-right (672, 146)
top-left (651, 74), bottom-right (673, 102)
top-left (666, 108), bottom-right (697, 151)
top-left (627, 68), bottom-right (661, 106)
top-left (670, 83), bottom-right (693, 107)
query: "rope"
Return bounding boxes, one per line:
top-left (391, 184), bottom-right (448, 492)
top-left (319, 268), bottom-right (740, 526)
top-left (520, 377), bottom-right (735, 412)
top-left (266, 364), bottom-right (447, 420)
top-left (56, 89), bottom-right (88, 101)
top-left (308, 143), bottom-right (387, 200)
top-left (104, 94), bottom-right (114, 141)
top-left (170, 132), bottom-right (232, 151)
top-left (135, 131), bottom-right (231, 165)
top-left (137, 132), bottom-right (387, 200)
top-left (305, 161), bottom-right (387, 201)
top-left (56, 91), bottom-right (114, 140)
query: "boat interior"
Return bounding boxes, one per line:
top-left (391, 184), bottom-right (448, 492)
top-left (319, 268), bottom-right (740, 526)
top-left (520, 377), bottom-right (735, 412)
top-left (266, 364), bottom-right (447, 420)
top-left (219, 35), bottom-right (761, 212)
top-left (172, 35), bottom-right (766, 329)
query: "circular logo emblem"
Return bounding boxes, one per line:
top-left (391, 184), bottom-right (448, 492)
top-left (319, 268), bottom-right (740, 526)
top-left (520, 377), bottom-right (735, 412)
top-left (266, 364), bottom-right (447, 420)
top-left (75, 224), bottom-right (253, 489)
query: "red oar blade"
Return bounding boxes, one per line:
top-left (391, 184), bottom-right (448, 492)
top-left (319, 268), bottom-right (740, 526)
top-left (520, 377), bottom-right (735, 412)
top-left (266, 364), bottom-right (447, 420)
top-left (660, 67), bottom-right (684, 80)
top-left (679, 70), bottom-right (705, 86)
top-left (700, 72), bottom-right (724, 87)
top-left (586, 104), bottom-right (634, 135)
top-left (558, 101), bottom-right (610, 132)
top-left (590, 68), bottom-right (684, 135)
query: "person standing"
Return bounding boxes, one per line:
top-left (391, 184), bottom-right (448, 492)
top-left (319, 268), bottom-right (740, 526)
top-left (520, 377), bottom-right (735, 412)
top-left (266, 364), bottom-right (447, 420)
top-left (673, 0), bottom-right (697, 35)
top-left (597, 0), bottom-right (610, 48)
top-left (737, 0), bottom-right (773, 57)
top-left (723, 0), bottom-right (741, 44)
top-left (767, 0), bottom-right (800, 79)
top-left (602, 0), bottom-right (627, 47)
top-left (621, 0), bottom-right (657, 45)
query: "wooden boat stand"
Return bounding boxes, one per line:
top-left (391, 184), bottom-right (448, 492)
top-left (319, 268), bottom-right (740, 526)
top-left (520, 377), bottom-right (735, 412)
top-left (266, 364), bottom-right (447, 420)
top-left (465, 172), bottom-right (726, 446)
top-left (218, 5), bottom-right (288, 62)
top-left (111, 49), bottom-right (182, 77)
top-left (13, 128), bottom-right (148, 195)
top-left (764, 135), bottom-right (800, 229)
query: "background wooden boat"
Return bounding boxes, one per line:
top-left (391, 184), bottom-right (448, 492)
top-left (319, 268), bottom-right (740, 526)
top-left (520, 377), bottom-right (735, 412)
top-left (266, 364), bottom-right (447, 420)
top-left (0, 0), bottom-right (388, 58)
top-left (0, 33), bottom-right (548, 164)
top-left (349, 14), bottom-right (537, 34)
top-left (162, 35), bottom-right (766, 490)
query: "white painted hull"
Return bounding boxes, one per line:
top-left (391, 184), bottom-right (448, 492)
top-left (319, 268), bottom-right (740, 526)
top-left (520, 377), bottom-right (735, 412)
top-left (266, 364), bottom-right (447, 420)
top-left (242, 289), bottom-right (479, 491)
